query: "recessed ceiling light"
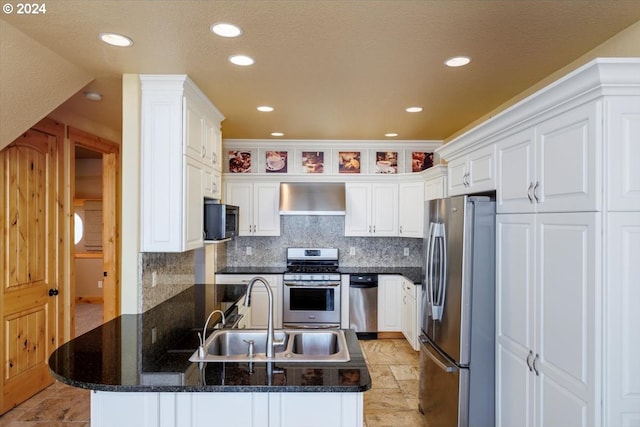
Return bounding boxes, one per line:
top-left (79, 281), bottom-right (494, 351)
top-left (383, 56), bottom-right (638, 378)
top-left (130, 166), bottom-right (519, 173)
top-left (257, 106), bottom-right (274, 112)
top-left (406, 107), bottom-right (423, 113)
top-left (84, 91), bottom-right (103, 101)
top-left (445, 56), bottom-right (471, 67)
top-left (385, 133), bottom-right (399, 137)
top-left (229, 55), bottom-right (254, 66)
top-left (271, 132), bottom-right (284, 137)
top-left (99, 32), bottom-right (133, 47)
top-left (211, 22), bottom-right (242, 38)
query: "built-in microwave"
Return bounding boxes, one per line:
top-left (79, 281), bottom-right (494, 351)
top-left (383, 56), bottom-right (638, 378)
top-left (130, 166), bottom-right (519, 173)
top-left (204, 201), bottom-right (239, 241)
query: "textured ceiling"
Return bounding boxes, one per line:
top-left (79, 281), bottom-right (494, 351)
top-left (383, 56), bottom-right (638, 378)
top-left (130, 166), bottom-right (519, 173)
top-left (3, 1), bottom-right (640, 141)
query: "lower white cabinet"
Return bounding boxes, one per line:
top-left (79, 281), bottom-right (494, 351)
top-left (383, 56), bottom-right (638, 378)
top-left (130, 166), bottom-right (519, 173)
top-left (377, 275), bottom-right (403, 332)
top-left (401, 280), bottom-right (420, 351)
top-left (214, 274), bottom-right (282, 329)
top-left (91, 391), bottom-right (363, 427)
top-left (604, 213), bottom-right (640, 426)
top-left (496, 212), bottom-right (599, 427)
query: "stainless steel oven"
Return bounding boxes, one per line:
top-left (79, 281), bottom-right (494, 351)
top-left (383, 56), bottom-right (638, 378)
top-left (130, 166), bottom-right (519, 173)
top-left (282, 248), bottom-right (341, 328)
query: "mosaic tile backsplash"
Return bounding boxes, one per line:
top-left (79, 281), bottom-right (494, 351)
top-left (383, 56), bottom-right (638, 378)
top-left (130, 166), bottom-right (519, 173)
top-left (226, 216), bottom-right (424, 268)
top-left (140, 251), bottom-right (196, 312)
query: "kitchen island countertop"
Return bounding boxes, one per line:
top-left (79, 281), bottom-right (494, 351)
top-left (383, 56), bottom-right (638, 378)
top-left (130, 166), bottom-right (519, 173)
top-left (48, 284), bottom-right (371, 393)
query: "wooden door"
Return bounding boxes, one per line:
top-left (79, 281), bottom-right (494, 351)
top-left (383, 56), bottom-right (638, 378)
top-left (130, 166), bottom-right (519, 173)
top-left (0, 129), bottom-right (60, 413)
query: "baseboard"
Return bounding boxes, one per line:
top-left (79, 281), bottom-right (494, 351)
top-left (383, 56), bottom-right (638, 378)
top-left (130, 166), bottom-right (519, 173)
top-left (76, 296), bottom-right (104, 304)
top-left (377, 332), bottom-right (404, 339)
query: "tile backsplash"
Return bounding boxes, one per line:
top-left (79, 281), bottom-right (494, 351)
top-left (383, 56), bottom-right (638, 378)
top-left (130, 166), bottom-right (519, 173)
top-left (226, 216), bottom-right (423, 267)
top-left (140, 251), bottom-right (195, 312)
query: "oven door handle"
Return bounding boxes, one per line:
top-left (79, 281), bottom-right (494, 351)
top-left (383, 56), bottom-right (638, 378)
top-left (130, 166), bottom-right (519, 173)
top-left (284, 323), bottom-right (340, 329)
top-left (284, 282), bottom-right (340, 287)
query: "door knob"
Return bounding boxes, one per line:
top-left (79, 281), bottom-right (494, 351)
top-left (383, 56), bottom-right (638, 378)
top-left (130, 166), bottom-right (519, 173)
top-left (48, 289), bottom-right (59, 297)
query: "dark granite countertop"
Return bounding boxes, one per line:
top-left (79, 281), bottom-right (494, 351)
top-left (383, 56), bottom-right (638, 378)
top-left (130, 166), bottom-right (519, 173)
top-left (48, 284), bottom-right (371, 393)
top-left (217, 266), bottom-right (423, 285)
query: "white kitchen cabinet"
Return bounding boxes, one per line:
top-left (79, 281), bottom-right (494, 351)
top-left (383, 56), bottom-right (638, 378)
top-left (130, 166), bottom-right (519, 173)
top-left (345, 182), bottom-right (398, 236)
top-left (214, 274), bottom-right (282, 329)
top-left (140, 74), bottom-right (224, 252)
top-left (398, 180), bottom-right (424, 238)
top-left (91, 390), bottom-right (363, 427)
top-left (496, 212), bottom-right (599, 427)
top-left (605, 213), bottom-right (640, 425)
top-left (423, 164), bottom-right (448, 203)
top-left (447, 144), bottom-right (495, 196)
top-left (401, 279), bottom-right (420, 351)
top-left (606, 97), bottom-right (640, 211)
top-left (225, 181), bottom-right (280, 236)
top-left (377, 275), bottom-right (402, 332)
top-left (497, 102), bottom-right (600, 214)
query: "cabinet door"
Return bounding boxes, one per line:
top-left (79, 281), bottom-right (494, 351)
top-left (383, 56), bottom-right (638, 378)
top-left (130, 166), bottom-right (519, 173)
top-left (399, 181), bottom-right (424, 238)
top-left (605, 213), bottom-right (640, 425)
top-left (467, 144), bottom-right (496, 193)
top-left (184, 96), bottom-right (204, 161)
top-left (371, 183), bottom-right (398, 236)
top-left (536, 102), bottom-right (600, 213)
top-left (345, 183), bottom-right (371, 236)
top-left (378, 275), bottom-right (402, 331)
top-left (606, 97), bottom-right (640, 211)
top-left (184, 156), bottom-right (204, 250)
top-left (225, 182), bottom-right (253, 235)
top-left (536, 213), bottom-right (599, 427)
top-left (253, 183), bottom-right (281, 236)
top-left (496, 129), bottom-right (536, 213)
top-left (203, 168), bottom-right (221, 199)
top-left (447, 157), bottom-right (468, 196)
top-left (425, 176), bottom-right (445, 201)
top-left (495, 214), bottom-right (536, 427)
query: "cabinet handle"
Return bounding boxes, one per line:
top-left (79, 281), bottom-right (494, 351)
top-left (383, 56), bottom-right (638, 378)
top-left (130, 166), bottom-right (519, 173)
top-left (202, 146), bottom-right (207, 159)
top-left (533, 353), bottom-right (540, 376)
top-left (368, 225), bottom-right (372, 233)
top-left (373, 225), bottom-right (376, 233)
top-left (527, 182), bottom-right (535, 203)
top-left (212, 152), bottom-right (217, 164)
top-left (533, 182), bottom-right (541, 203)
top-left (526, 350), bottom-right (534, 372)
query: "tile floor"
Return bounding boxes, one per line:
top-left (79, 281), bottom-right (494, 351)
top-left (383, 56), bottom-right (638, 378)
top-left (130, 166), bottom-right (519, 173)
top-left (0, 306), bottom-right (425, 427)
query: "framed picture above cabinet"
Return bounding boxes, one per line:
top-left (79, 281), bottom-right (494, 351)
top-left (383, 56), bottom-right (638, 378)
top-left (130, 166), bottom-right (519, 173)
top-left (228, 150), bottom-right (253, 173)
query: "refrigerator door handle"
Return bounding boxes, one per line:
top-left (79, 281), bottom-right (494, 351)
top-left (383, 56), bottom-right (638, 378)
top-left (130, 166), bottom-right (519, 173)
top-left (431, 222), bottom-right (446, 321)
top-left (421, 338), bottom-right (458, 373)
top-left (426, 223), bottom-right (436, 315)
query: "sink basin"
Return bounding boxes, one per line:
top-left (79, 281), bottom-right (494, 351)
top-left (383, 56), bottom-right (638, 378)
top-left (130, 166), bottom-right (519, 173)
top-left (208, 330), bottom-right (288, 356)
top-left (291, 332), bottom-right (340, 356)
top-left (189, 329), bottom-right (350, 363)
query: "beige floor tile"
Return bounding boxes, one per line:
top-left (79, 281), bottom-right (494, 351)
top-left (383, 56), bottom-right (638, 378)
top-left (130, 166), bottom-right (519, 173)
top-left (389, 364), bottom-right (420, 381)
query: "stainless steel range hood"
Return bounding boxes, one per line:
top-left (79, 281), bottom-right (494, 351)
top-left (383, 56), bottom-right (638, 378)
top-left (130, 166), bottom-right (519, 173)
top-left (279, 182), bottom-right (346, 215)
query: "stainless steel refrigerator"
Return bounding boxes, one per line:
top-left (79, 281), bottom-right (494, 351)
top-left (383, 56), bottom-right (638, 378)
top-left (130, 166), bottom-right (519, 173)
top-left (418, 195), bottom-right (495, 427)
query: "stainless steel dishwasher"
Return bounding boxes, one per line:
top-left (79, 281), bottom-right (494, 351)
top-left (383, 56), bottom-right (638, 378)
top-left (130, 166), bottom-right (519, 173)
top-left (349, 274), bottom-right (378, 339)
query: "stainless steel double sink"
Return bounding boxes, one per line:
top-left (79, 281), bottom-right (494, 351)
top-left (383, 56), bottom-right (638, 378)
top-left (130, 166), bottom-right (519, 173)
top-left (189, 329), bottom-right (350, 363)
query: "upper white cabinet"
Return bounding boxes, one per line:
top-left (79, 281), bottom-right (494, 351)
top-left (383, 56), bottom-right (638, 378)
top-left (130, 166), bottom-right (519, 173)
top-left (446, 144), bottom-right (496, 196)
top-left (606, 97), bottom-right (640, 211)
top-left (345, 182), bottom-right (398, 236)
top-left (497, 102), bottom-right (600, 213)
top-left (424, 165), bottom-right (448, 201)
top-left (140, 74), bottom-right (224, 252)
top-left (398, 180), bottom-right (424, 238)
top-left (225, 180), bottom-right (280, 236)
